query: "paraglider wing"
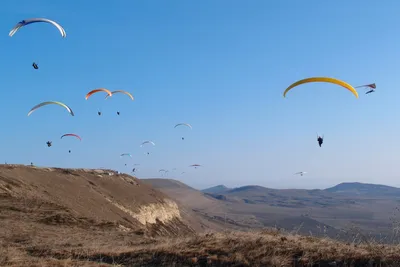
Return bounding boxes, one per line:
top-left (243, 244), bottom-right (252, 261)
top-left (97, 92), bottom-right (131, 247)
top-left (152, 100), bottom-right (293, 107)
top-left (283, 77), bottom-right (359, 98)
top-left (105, 90), bottom-right (134, 100)
top-left (174, 123), bottom-right (192, 129)
top-left (9, 18), bottom-right (66, 38)
top-left (356, 83), bottom-right (376, 89)
top-left (60, 133), bottom-right (81, 141)
top-left (85, 88), bottom-right (112, 100)
top-left (120, 153), bottom-right (132, 158)
top-left (189, 164), bottom-right (201, 167)
top-left (140, 141), bottom-right (155, 147)
top-left (28, 101), bottom-right (74, 116)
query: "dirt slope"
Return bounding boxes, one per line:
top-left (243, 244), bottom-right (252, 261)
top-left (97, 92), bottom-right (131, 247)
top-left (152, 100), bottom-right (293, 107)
top-left (140, 178), bottom-right (222, 211)
top-left (0, 165), bottom-right (194, 232)
top-left (140, 178), bottom-right (237, 231)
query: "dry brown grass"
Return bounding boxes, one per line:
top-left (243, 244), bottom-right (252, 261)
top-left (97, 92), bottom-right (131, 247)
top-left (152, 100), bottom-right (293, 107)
top-left (3, 227), bottom-right (400, 266)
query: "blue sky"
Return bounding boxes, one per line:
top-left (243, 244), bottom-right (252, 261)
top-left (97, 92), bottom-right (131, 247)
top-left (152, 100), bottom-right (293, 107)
top-left (1, 0), bottom-right (399, 189)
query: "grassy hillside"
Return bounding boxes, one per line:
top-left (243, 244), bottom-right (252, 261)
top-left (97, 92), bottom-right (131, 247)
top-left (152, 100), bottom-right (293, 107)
top-left (2, 166), bottom-right (400, 266)
top-left (3, 228), bottom-right (400, 266)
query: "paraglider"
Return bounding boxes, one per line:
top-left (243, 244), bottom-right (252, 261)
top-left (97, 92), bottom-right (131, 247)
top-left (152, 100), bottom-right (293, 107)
top-left (46, 141), bottom-right (52, 147)
top-left (32, 62), bottom-right (38, 69)
top-left (61, 134), bottom-right (81, 153)
top-left (295, 172), bottom-right (307, 176)
top-left (283, 77), bottom-right (359, 98)
top-left (105, 90), bottom-right (134, 116)
top-left (9, 18), bottom-right (67, 38)
top-left (28, 101), bottom-right (74, 116)
top-left (174, 123), bottom-right (192, 140)
top-left (120, 154), bottom-right (132, 167)
top-left (140, 141), bottom-right (155, 147)
top-left (317, 135), bottom-right (324, 147)
top-left (356, 83), bottom-right (376, 95)
top-left (86, 89), bottom-right (112, 116)
top-left (140, 141), bottom-right (155, 155)
top-left (189, 164), bottom-right (201, 169)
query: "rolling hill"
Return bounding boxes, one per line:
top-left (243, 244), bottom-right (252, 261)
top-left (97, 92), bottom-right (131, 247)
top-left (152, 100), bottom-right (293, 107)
top-left (0, 164), bottom-right (199, 266)
top-left (201, 184), bottom-right (230, 194)
top-left (143, 179), bottom-right (400, 242)
top-left (325, 182), bottom-right (400, 197)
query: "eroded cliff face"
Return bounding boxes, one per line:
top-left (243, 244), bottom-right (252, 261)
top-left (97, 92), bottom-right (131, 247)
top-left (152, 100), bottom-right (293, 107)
top-left (128, 199), bottom-right (181, 225)
top-left (0, 164), bottom-right (195, 237)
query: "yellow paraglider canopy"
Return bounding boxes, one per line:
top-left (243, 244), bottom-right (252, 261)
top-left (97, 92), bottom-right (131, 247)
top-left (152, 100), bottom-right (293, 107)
top-left (283, 77), bottom-right (359, 98)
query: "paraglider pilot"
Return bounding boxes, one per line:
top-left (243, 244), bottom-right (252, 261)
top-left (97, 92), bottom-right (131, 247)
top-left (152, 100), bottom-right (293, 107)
top-left (117, 111), bottom-right (120, 115)
top-left (182, 137), bottom-right (184, 140)
top-left (68, 150), bottom-right (71, 153)
top-left (46, 141), bottom-right (52, 147)
top-left (98, 111), bottom-right (101, 116)
top-left (317, 136), bottom-right (323, 147)
top-left (32, 62), bottom-right (38, 69)
top-left (132, 168), bottom-right (136, 173)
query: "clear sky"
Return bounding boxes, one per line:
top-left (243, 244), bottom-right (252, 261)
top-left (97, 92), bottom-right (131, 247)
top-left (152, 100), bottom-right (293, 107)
top-left (1, 0), bottom-right (399, 190)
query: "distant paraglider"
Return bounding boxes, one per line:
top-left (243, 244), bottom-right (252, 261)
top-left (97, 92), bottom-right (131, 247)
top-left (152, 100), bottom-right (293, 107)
top-left (356, 83), bottom-right (376, 95)
top-left (32, 62), bottom-right (38, 69)
top-left (105, 90), bottom-right (134, 116)
top-left (174, 123), bottom-right (192, 140)
top-left (295, 172), bottom-right (307, 176)
top-left (141, 141), bottom-right (155, 155)
top-left (46, 141), bottom-right (52, 147)
top-left (86, 89), bottom-right (112, 116)
top-left (189, 164), bottom-right (201, 169)
top-left (61, 134), bottom-right (81, 153)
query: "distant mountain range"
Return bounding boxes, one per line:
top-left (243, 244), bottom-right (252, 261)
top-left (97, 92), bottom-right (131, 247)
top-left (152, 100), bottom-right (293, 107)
top-left (142, 178), bottom-right (400, 242)
top-left (202, 182), bottom-right (400, 198)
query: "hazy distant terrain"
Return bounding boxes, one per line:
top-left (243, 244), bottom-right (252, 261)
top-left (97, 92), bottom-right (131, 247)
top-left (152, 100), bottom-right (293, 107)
top-left (143, 179), bottom-right (400, 242)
